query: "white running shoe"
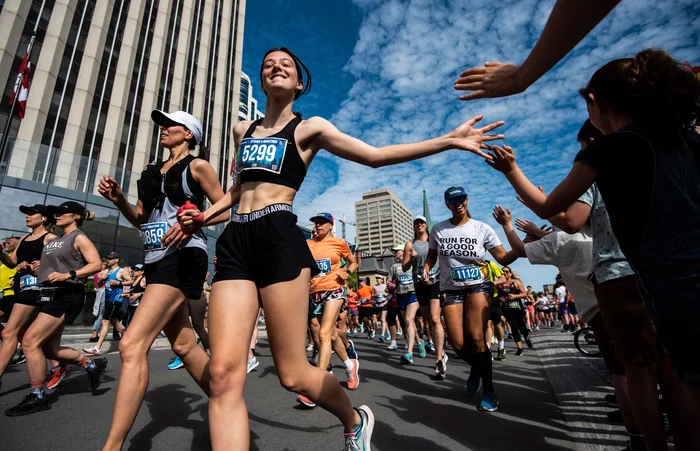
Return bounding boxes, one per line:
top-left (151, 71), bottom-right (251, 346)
top-left (247, 358), bottom-right (259, 374)
top-left (344, 405), bottom-right (374, 451)
top-left (82, 347), bottom-right (101, 356)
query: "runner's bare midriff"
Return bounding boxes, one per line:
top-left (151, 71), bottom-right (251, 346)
top-left (237, 181), bottom-right (296, 214)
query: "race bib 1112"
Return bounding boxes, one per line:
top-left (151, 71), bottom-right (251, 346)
top-left (237, 137), bottom-right (288, 174)
top-left (450, 264), bottom-right (485, 287)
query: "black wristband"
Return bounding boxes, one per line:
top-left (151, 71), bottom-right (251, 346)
top-left (69, 270), bottom-right (77, 279)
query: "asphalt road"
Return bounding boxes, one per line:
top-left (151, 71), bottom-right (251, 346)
top-left (0, 329), bottom-right (608, 451)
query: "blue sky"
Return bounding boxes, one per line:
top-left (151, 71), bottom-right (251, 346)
top-left (242, 0), bottom-right (700, 291)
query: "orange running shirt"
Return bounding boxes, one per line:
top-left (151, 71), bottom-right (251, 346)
top-left (356, 285), bottom-right (374, 307)
top-left (347, 291), bottom-right (358, 308)
top-left (308, 236), bottom-right (352, 294)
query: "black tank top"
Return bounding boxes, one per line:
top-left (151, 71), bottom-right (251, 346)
top-left (16, 233), bottom-right (49, 265)
top-left (130, 276), bottom-right (145, 294)
top-left (13, 233), bottom-right (49, 291)
top-left (236, 116), bottom-right (307, 191)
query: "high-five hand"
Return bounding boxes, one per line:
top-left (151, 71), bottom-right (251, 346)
top-left (449, 115), bottom-right (505, 159)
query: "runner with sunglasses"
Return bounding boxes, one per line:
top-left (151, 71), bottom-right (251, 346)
top-left (424, 186), bottom-right (517, 412)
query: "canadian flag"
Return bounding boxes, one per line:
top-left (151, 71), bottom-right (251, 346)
top-left (9, 53), bottom-right (31, 119)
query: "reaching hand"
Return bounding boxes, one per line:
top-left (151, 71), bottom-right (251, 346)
top-left (454, 62), bottom-right (526, 101)
top-left (98, 175), bottom-right (125, 204)
top-left (485, 145), bottom-right (517, 173)
top-left (515, 219), bottom-right (552, 238)
top-left (492, 205), bottom-right (512, 226)
top-left (449, 115), bottom-right (505, 159)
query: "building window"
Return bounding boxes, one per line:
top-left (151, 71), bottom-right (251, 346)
top-left (115, 0), bottom-right (159, 192)
top-left (202, 0), bottom-right (223, 147)
top-left (219, 0), bottom-right (241, 191)
top-left (78, 0), bottom-right (131, 192)
top-left (149, 0), bottom-right (184, 163)
top-left (182, 0), bottom-right (205, 112)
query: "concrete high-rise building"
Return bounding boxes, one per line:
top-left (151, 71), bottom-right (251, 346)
top-left (238, 71), bottom-right (264, 122)
top-left (0, 0), bottom-right (246, 266)
top-left (355, 188), bottom-right (413, 255)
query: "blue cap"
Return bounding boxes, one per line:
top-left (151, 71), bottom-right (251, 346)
top-left (310, 212), bottom-right (334, 224)
top-left (444, 186), bottom-right (467, 201)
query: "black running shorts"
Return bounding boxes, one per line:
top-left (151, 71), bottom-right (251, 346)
top-left (39, 284), bottom-right (85, 325)
top-left (415, 282), bottom-right (440, 307)
top-left (145, 247), bottom-right (208, 299)
top-left (104, 300), bottom-right (123, 321)
top-left (213, 205), bottom-right (319, 288)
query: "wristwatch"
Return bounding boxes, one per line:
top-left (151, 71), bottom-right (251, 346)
top-left (69, 270), bottom-right (77, 279)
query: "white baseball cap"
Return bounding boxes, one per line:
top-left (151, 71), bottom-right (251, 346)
top-left (414, 215), bottom-right (428, 223)
top-left (152, 109), bottom-right (203, 145)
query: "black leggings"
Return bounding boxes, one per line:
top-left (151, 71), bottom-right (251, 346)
top-left (503, 307), bottom-right (529, 342)
top-left (187, 293), bottom-right (209, 350)
top-left (386, 305), bottom-right (405, 329)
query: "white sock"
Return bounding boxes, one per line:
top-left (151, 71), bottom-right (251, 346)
top-left (487, 343), bottom-right (491, 350)
top-left (498, 340), bottom-right (505, 350)
top-left (343, 359), bottom-right (354, 370)
top-left (389, 340), bottom-right (397, 347)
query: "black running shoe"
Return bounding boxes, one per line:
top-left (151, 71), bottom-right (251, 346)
top-left (515, 348), bottom-right (524, 356)
top-left (5, 393), bottom-right (51, 416)
top-left (15, 350), bottom-right (26, 364)
top-left (112, 331), bottom-right (121, 341)
top-left (88, 358), bottom-right (108, 394)
top-left (605, 393), bottom-right (617, 407)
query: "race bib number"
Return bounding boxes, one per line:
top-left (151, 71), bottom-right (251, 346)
top-left (237, 137), bottom-right (287, 174)
top-left (140, 222), bottom-right (168, 251)
top-left (38, 288), bottom-right (56, 303)
top-left (398, 273), bottom-right (413, 285)
top-left (450, 264), bottom-right (485, 287)
top-left (19, 275), bottom-right (38, 290)
top-left (315, 258), bottom-right (332, 276)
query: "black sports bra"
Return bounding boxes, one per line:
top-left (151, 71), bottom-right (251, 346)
top-left (236, 116), bottom-right (307, 191)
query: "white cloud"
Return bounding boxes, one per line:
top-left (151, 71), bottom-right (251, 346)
top-left (295, 0), bottom-right (700, 289)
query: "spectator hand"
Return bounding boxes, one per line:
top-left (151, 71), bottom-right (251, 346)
top-left (492, 205), bottom-right (512, 226)
top-left (449, 115), bottom-right (505, 160)
top-left (454, 62), bottom-right (526, 101)
top-left (515, 219), bottom-right (552, 238)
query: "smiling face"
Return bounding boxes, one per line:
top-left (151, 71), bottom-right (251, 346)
top-left (446, 195), bottom-right (468, 217)
top-left (413, 220), bottom-right (427, 234)
top-left (260, 51), bottom-right (303, 100)
top-left (159, 119), bottom-right (193, 149)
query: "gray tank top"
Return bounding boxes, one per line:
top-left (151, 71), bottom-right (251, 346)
top-left (412, 240), bottom-right (439, 285)
top-left (38, 229), bottom-right (86, 285)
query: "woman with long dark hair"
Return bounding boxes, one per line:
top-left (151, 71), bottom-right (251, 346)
top-left (98, 110), bottom-right (229, 449)
top-left (488, 48), bottom-right (700, 449)
top-left (178, 47), bottom-right (505, 449)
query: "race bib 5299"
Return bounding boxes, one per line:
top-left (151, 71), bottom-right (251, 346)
top-left (237, 137), bottom-right (287, 174)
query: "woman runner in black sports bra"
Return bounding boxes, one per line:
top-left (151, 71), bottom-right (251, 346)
top-left (0, 205), bottom-right (56, 388)
top-left (179, 47), bottom-right (505, 451)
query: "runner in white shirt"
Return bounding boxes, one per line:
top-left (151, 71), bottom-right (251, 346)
top-left (423, 186), bottom-right (517, 413)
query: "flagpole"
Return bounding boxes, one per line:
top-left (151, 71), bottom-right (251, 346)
top-left (0, 0), bottom-right (45, 177)
top-left (0, 27), bottom-right (39, 176)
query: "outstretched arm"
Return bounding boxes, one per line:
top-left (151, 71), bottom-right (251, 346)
top-left (487, 145), bottom-right (596, 219)
top-left (454, 0), bottom-right (621, 100)
top-left (492, 206), bottom-right (526, 258)
top-left (309, 115), bottom-right (505, 168)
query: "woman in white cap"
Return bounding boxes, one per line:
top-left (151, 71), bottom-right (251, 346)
top-left (97, 109), bottom-right (229, 449)
top-left (403, 215), bottom-right (448, 379)
top-left (178, 46), bottom-right (504, 450)
top-left (424, 186), bottom-right (517, 413)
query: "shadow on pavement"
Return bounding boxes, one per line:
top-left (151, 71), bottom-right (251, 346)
top-left (127, 383), bottom-right (209, 450)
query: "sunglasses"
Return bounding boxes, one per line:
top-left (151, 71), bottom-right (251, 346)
top-left (447, 196), bottom-right (468, 205)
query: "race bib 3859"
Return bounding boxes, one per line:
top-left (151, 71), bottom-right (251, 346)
top-left (140, 222), bottom-right (168, 251)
